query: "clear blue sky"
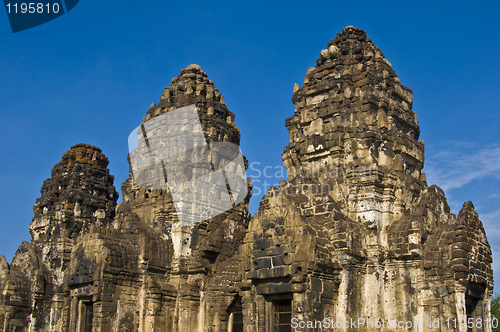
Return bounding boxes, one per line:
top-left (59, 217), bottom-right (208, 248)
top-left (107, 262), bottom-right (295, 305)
top-left (1, 1), bottom-right (499, 286)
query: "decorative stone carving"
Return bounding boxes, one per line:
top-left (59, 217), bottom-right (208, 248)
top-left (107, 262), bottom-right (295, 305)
top-left (0, 27), bottom-right (493, 332)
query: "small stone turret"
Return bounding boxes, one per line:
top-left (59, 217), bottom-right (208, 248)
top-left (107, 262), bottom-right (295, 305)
top-left (0, 144), bottom-right (119, 331)
top-left (29, 144), bottom-right (118, 280)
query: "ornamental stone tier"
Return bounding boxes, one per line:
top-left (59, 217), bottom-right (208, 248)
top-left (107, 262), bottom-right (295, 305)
top-left (0, 27), bottom-right (493, 332)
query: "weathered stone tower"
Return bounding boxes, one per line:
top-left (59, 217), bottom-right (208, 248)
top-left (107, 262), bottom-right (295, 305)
top-left (0, 144), bottom-right (119, 331)
top-left (244, 26), bottom-right (493, 331)
top-left (0, 27), bottom-right (494, 332)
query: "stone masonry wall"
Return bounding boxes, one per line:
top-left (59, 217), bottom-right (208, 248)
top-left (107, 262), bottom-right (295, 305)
top-left (0, 26), bottom-right (494, 332)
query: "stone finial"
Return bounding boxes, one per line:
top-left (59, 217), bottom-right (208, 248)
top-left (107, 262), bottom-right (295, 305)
top-left (0, 255), bottom-right (9, 273)
top-left (336, 25), bottom-right (367, 38)
top-left (463, 201), bottom-right (475, 209)
top-left (153, 64), bottom-right (225, 111)
top-left (420, 172), bottom-right (427, 182)
top-left (186, 64), bottom-right (201, 71)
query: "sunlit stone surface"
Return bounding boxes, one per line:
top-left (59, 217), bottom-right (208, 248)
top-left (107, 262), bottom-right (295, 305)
top-left (0, 27), bottom-right (493, 332)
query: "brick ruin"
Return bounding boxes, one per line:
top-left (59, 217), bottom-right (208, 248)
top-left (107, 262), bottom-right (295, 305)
top-left (0, 26), bottom-right (494, 331)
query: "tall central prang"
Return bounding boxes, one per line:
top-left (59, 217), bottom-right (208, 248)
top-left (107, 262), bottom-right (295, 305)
top-left (283, 26), bottom-right (426, 246)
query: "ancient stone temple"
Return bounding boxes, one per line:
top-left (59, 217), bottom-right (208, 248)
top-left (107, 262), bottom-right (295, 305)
top-left (0, 26), bottom-right (494, 332)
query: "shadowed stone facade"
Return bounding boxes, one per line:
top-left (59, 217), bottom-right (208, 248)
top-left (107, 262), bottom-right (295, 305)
top-left (0, 27), bottom-right (494, 332)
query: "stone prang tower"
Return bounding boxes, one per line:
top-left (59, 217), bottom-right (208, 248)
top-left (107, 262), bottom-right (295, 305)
top-left (0, 27), bottom-right (493, 332)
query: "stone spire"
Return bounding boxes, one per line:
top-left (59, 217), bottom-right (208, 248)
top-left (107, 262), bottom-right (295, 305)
top-left (29, 143), bottom-right (118, 283)
top-left (121, 64), bottom-right (251, 243)
top-left (282, 26), bottom-right (426, 235)
top-left (146, 63), bottom-right (240, 145)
